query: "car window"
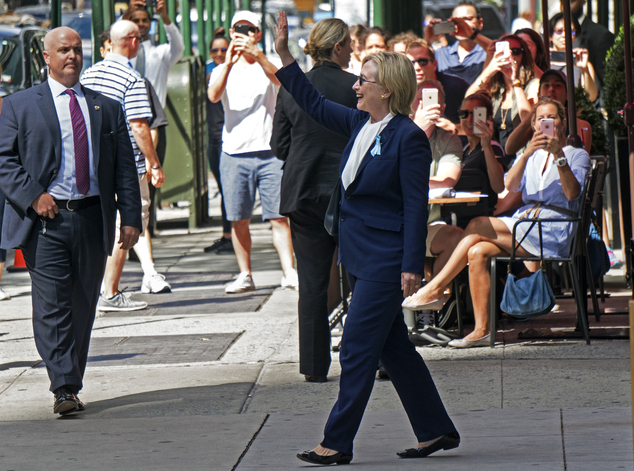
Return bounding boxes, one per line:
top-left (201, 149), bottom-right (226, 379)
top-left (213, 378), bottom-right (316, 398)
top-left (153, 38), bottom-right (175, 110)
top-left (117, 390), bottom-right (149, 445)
top-left (29, 34), bottom-right (46, 85)
top-left (0, 37), bottom-right (22, 94)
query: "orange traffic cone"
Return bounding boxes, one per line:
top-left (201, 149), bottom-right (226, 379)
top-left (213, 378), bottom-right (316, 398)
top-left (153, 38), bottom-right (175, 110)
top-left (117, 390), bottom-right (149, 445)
top-left (7, 249), bottom-right (28, 273)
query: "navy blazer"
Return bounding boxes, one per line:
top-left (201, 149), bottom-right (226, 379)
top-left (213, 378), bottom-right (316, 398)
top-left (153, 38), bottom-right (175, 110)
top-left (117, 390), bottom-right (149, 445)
top-left (0, 81), bottom-right (142, 254)
top-left (276, 62), bottom-right (431, 282)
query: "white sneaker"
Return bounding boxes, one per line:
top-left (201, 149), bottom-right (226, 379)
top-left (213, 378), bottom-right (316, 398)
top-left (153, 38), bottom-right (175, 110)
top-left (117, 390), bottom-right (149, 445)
top-left (141, 273), bottom-right (171, 294)
top-left (97, 291), bottom-right (148, 312)
top-left (281, 269), bottom-right (299, 290)
top-left (0, 287), bottom-right (10, 301)
top-left (225, 272), bottom-right (255, 294)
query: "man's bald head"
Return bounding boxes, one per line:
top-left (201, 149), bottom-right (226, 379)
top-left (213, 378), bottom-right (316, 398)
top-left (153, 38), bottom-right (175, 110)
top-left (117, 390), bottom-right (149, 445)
top-left (44, 27), bottom-right (81, 52)
top-left (110, 20), bottom-right (141, 59)
top-left (43, 26), bottom-right (83, 88)
top-left (110, 20), bottom-right (139, 42)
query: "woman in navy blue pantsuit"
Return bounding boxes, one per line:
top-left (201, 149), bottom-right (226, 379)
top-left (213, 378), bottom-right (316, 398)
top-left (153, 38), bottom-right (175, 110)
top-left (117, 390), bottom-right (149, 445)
top-left (274, 13), bottom-right (459, 465)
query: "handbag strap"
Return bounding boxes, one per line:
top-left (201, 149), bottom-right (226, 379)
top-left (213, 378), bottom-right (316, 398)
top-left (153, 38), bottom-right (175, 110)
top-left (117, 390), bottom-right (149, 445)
top-left (508, 205), bottom-right (546, 272)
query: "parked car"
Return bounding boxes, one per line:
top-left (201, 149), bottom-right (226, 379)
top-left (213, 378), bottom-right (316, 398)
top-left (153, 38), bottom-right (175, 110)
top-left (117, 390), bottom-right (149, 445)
top-left (0, 25), bottom-right (47, 95)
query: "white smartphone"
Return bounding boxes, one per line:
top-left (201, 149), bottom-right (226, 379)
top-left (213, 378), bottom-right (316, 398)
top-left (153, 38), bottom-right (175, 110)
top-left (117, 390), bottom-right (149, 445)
top-left (540, 118), bottom-right (554, 137)
top-left (422, 88), bottom-right (438, 109)
top-left (495, 40), bottom-right (510, 59)
top-left (473, 107), bottom-right (486, 135)
top-left (432, 21), bottom-right (455, 35)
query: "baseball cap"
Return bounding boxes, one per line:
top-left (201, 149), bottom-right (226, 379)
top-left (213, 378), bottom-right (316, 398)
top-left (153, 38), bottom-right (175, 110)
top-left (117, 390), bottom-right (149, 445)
top-left (539, 69), bottom-right (567, 89)
top-left (231, 10), bottom-right (261, 29)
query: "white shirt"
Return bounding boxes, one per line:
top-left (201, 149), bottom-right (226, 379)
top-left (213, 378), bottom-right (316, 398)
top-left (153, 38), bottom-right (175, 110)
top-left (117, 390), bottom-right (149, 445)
top-left (47, 77), bottom-right (99, 199)
top-left (341, 113), bottom-right (394, 189)
top-left (209, 58), bottom-right (281, 155)
top-left (130, 22), bottom-right (185, 108)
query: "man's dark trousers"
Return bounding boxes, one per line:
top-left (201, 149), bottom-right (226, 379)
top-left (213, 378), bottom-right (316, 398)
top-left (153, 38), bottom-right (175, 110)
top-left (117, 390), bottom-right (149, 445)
top-left (289, 196), bottom-right (336, 377)
top-left (22, 203), bottom-right (107, 393)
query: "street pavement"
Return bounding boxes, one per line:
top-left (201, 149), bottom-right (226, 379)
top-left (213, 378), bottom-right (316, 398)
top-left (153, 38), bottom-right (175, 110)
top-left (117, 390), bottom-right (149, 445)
top-left (0, 192), bottom-right (631, 470)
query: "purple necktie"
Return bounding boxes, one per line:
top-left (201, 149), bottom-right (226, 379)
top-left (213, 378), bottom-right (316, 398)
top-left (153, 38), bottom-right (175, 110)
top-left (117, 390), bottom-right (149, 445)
top-left (66, 89), bottom-right (90, 195)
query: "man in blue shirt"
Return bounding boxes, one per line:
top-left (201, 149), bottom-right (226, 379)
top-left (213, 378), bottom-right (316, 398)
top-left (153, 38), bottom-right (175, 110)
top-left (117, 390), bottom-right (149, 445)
top-left (425, 1), bottom-right (491, 84)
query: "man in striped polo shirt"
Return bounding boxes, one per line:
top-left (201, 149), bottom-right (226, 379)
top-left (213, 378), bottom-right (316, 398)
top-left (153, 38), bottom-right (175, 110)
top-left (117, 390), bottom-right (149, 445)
top-left (82, 20), bottom-right (167, 312)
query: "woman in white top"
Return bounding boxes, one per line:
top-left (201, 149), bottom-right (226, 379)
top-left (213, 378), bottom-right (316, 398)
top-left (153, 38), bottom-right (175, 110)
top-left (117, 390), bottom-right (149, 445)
top-left (403, 98), bottom-right (591, 348)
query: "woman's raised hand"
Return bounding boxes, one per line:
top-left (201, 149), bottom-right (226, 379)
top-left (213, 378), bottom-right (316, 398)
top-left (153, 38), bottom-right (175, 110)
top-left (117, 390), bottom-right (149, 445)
top-left (274, 12), bottom-right (295, 67)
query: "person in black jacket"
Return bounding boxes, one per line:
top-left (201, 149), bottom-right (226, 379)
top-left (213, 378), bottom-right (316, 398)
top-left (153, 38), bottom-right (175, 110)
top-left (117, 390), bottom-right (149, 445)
top-left (270, 18), bottom-right (358, 383)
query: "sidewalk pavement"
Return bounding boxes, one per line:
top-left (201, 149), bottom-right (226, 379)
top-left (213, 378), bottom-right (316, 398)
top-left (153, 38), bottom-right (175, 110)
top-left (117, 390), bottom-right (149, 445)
top-left (0, 193), bottom-right (631, 470)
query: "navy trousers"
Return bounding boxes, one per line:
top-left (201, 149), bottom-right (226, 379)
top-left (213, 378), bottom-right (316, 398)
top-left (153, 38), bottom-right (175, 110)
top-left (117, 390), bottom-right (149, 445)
top-left (22, 204), bottom-right (107, 392)
top-left (321, 274), bottom-right (456, 455)
top-left (289, 197), bottom-right (337, 377)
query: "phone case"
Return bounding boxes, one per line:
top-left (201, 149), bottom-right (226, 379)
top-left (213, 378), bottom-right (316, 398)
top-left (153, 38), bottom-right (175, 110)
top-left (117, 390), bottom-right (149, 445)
top-left (495, 41), bottom-right (510, 58)
top-left (540, 119), bottom-right (554, 137)
top-left (473, 107), bottom-right (486, 135)
top-left (422, 89), bottom-right (438, 108)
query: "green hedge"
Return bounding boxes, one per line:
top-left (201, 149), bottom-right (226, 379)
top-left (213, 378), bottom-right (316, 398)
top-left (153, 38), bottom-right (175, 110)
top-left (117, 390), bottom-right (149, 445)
top-left (604, 15), bottom-right (634, 138)
top-left (575, 86), bottom-right (610, 157)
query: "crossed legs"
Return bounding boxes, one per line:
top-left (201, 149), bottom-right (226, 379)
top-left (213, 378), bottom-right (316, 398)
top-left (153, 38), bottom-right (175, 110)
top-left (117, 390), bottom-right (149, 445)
top-left (408, 217), bottom-right (533, 340)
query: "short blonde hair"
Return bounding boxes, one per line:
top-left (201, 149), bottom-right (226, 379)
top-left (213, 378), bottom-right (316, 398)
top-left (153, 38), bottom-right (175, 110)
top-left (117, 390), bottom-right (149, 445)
top-left (304, 18), bottom-right (349, 66)
top-left (362, 52), bottom-right (417, 116)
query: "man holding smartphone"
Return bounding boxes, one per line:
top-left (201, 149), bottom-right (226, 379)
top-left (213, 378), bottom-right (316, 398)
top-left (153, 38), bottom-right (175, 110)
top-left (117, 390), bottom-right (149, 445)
top-left (424, 1), bottom-right (492, 84)
top-left (208, 11), bottom-right (297, 294)
top-left (406, 40), bottom-right (469, 130)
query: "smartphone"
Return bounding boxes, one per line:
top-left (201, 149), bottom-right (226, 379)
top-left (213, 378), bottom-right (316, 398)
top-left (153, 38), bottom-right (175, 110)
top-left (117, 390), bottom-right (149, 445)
top-left (146, 0), bottom-right (156, 8)
top-left (234, 24), bottom-right (251, 35)
top-left (550, 50), bottom-right (567, 63)
top-left (495, 40), bottom-right (510, 59)
top-left (422, 88), bottom-right (438, 109)
top-left (432, 21), bottom-right (455, 35)
top-left (473, 107), bottom-right (486, 135)
top-left (540, 118), bottom-right (554, 137)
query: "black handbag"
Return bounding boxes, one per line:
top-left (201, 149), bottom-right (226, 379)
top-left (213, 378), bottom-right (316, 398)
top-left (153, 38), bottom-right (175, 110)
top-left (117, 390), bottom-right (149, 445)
top-left (500, 220), bottom-right (556, 319)
top-left (324, 182), bottom-right (341, 238)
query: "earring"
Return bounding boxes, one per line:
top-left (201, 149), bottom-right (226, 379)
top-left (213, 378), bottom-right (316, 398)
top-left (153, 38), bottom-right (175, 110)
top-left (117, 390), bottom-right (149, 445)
top-left (381, 94), bottom-right (385, 99)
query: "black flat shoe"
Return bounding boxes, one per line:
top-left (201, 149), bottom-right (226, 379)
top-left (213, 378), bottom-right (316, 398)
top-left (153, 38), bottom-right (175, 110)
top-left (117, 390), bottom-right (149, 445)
top-left (53, 387), bottom-right (79, 415)
top-left (396, 431), bottom-right (460, 458)
top-left (296, 450), bottom-right (352, 465)
top-left (304, 375), bottom-right (327, 383)
top-left (74, 394), bottom-right (85, 412)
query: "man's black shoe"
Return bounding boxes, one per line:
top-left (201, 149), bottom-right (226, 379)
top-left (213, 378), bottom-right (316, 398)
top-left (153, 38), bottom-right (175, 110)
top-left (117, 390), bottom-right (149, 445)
top-left (204, 237), bottom-right (233, 253)
top-left (74, 394), bottom-right (85, 411)
top-left (305, 375), bottom-right (328, 383)
top-left (53, 387), bottom-right (79, 415)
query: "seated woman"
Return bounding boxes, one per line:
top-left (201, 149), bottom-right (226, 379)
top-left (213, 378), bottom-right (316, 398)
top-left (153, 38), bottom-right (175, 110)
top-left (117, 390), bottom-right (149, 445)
top-left (403, 98), bottom-right (592, 348)
top-left (467, 35), bottom-right (537, 165)
top-left (549, 12), bottom-right (598, 102)
top-left (451, 92), bottom-right (505, 229)
top-left (515, 28), bottom-right (547, 77)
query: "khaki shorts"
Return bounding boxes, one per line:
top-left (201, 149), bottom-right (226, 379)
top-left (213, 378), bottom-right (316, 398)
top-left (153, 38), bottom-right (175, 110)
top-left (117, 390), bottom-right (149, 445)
top-left (426, 223), bottom-right (446, 257)
top-left (115, 173), bottom-right (150, 240)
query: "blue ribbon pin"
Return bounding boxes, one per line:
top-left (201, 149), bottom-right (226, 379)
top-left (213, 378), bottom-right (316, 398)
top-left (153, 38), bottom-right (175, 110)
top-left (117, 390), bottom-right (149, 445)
top-left (370, 135), bottom-right (381, 157)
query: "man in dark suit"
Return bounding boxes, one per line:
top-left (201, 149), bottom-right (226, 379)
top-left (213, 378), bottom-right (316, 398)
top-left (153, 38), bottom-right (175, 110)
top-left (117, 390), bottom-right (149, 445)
top-left (0, 27), bottom-right (142, 415)
top-left (562, 0), bottom-right (614, 89)
top-left (270, 18), bottom-right (357, 383)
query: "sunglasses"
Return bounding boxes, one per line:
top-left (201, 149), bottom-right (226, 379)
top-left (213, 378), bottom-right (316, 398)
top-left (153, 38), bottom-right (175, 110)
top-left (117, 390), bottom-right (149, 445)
top-left (510, 47), bottom-right (524, 56)
top-left (411, 58), bottom-right (431, 67)
top-left (211, 47), bottom-right (227, 53)
top-left (553, 29), bottom-right (576, 36)
top-left (358, 75), bottom-right (378, 86)
top-left (457, 109), bottom-right (474, 119)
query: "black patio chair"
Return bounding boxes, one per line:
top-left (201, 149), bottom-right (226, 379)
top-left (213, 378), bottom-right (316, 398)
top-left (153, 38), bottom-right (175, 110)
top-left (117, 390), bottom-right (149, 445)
top-left (488, 157), bottom-right (606, 347)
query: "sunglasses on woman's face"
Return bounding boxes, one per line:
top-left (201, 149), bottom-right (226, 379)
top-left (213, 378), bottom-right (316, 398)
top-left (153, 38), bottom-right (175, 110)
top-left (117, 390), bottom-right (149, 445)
top-left (553, 29), bottom-right (575, 36)
top-left (211, 48), bottom-right (228, 53)
top-left (358, 75), bottom-right (378, 86)
top-left (457, 109), bottom-right (474, 119)
top-left (411, 58), bottom-right (431, 67)
top-left (510, 47), bottom-right (523, 56)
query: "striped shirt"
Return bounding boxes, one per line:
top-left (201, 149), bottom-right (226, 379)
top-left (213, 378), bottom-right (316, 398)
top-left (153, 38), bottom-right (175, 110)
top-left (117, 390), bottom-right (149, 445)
top-left (81, 53), bottom-right (152, 175)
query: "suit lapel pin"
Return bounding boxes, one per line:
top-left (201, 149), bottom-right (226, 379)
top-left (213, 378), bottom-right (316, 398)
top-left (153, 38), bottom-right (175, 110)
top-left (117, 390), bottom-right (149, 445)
top-left (94, 105), bottom-right (100, 110)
